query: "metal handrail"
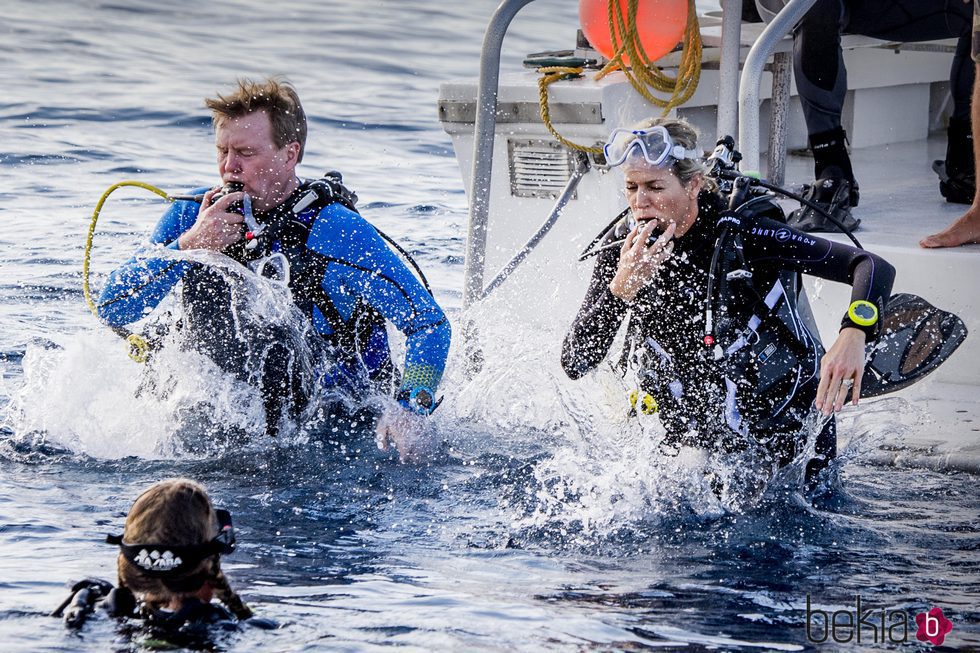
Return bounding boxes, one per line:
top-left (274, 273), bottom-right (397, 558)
top-left (462, 0), bottom-right (538, 309)
top-left (716, 0), bottom-right (743, 142)
top-left (738, 0), bottom-right (816, 172)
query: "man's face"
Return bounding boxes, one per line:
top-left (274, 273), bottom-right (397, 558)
top-left (215, 110), bottom-right (299, 211)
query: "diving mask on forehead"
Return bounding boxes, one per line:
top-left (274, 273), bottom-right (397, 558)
top-left (105, 508), bottom-right (237, 577)
top-left (603, 126), bottom-right (701, 168)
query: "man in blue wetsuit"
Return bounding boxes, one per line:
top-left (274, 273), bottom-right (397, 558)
top-left (97, 77), bottom-right (451, 458)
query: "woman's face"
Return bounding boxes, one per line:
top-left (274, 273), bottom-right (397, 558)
top-left (623, 161), bottom-right (702, 238)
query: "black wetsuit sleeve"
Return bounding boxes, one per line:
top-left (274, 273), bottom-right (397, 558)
top-left (562, 247), bottom-right (630, 379)
top-left (741, 217), bottom-right (896, 338)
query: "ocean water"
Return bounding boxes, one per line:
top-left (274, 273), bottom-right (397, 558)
top-left (1, 0), bottom-right (978, 651)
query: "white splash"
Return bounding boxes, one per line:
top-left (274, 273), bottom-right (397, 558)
top-left (2, 248), bottom-right (347, 459)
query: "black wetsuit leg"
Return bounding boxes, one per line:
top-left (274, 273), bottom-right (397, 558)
top-left (259, 334), bottom-right (312, 437)
top-left (759, 390), bottom-right (837, 484)
top-left (794, 0), bottom-right (849, 135)
top-left (951, 28), bottom-right (975, 123)
top-left (794, 0), bottom-right (974, 134)
top-left (181, 267), bottom-right (248, 381)
top-left (181, 266), bottom-right (312, 435)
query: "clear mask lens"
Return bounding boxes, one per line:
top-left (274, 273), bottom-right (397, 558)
top-left (603, 126), bottom-right (697, 168)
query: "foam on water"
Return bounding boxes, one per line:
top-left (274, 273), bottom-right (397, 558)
top-left (2, 247), bottom-right (377, 459)
top-left (437, 296), bottom-right (850, 548)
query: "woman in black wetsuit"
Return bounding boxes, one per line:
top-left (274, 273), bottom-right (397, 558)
top-left (562, 118), bottom-right (895, 478)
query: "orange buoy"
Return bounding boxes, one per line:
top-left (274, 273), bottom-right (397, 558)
top-left (579, 0), bottom-right (688, 67)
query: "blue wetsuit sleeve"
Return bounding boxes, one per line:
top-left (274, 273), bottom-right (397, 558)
top-left (740, 216), bottom-right (896, 338)
top-left (307, 205), bottom-right (451, 398)
top-left (96, 199), bottom-right (201, 327)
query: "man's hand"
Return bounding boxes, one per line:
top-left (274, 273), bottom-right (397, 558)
top-left (177, 188), bottom-right (246, 251)
top-left (375, 405), bottom-right (433, 463)
top-left (815, 327), bottom-right (867, 416)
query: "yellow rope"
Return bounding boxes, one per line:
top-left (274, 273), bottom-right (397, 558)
top-left (536, 0), bottom-right (702, 153)
top-left (125, 333), bottom-right (151, 364)
top-left (595, 0), bottom-right (703, 112)
top-left (83, 180), bottom-right (173, 363)
top-left (537, 66), bottom-right (604, 155)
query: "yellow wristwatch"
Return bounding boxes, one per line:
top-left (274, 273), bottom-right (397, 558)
top-left (847, 300), bottom-right (879, 327)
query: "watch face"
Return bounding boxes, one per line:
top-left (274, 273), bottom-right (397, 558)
top-left (854, 304), bottom-right (875, 321)
top-left (414, 389), bottom-right (434, 410)
top-left (849, 300), bottom-right (878, 326)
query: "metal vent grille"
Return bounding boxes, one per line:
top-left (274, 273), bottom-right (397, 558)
top-left (507, 139), bottom-right (576, 199)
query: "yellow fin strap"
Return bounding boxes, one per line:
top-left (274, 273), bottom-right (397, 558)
top-left (628, 390), bottom-right (658, 415)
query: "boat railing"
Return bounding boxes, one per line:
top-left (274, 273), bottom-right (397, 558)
top-left (463, 0), bottom-right (538, 308)
top-left (737, 0), bottom-right (816, 174)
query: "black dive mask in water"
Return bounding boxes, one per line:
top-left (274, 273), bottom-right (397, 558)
top-left (105, 508), bottom-right (236, 577)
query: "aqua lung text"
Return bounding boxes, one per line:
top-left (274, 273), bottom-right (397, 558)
top-left (752, 227), bottom-right (817, 246)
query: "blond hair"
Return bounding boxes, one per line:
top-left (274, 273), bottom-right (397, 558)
top-left (623, 116), bottom-right (718, 192)
top-left (117, 478), bottom-right (252, 619)
top-left (206, 77), bottom-right (307, 162)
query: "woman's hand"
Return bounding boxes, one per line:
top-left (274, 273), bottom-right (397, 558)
top-left (608, 221), bottom-right (677, 302)
top-left (815, 327), bottom-right (867, 416)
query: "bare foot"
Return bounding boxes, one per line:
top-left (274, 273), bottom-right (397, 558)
top-left (920, 209), bottom-right (980, 248)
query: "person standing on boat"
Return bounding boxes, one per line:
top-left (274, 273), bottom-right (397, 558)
top-left (751, 0), bottom-right (976, 232)
top-left (562, 118), bottom-right (895, 484)
top-left (921, 0), bottom-right (980, 248)
top-left (97, 77), bottom-right (451, 460)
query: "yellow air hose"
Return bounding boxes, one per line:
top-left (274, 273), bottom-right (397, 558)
top-left (83, 180), bottom-right (174, 363)
top-left (537, 0), bottom-right (702, 154)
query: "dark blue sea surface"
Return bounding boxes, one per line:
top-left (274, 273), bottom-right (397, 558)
top-left (0, 1), bottom-right (978, 651)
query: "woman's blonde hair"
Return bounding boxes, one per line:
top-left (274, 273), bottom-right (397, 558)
top-left (117, 478), bottom-right (252, 619)
top-left (623, 116), bottom-right (718, 192)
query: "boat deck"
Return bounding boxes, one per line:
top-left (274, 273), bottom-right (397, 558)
top-left (798, 135), bottom-right (977, 250)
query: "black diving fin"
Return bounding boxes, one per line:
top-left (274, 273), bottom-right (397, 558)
top-left (859, 293), bottom-right (968, 398)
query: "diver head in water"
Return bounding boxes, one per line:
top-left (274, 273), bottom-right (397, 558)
top-left (54, 479), bottom-right (275, 641)
top-left (113, 478), bottom-right (252, 619)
